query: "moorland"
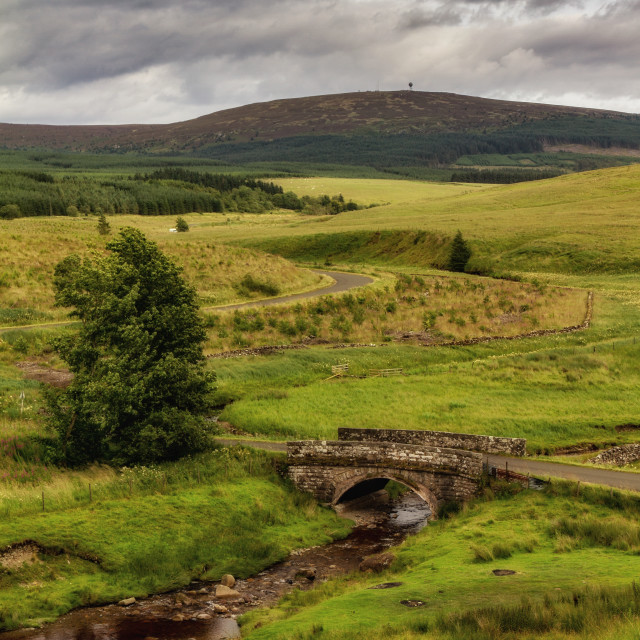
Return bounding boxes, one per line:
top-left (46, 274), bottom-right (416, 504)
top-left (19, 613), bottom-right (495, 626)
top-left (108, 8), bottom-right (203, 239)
top-left (1, 91), bottom-right (640, 639)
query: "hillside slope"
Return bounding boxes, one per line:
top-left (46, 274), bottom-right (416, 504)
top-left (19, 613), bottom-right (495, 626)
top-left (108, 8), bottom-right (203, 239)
top-left (1, 91), bottom-right (638, 154)
top-left (217, 165), bottom-right (640, 276)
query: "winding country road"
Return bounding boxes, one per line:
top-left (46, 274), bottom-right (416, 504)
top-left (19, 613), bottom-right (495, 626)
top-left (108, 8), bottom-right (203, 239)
top-left (204, 270), bottom-right (374, 312)
top-left (0, 269), bottom-right (374, 334)
top-left (215, 438), bottom-right (640, 493)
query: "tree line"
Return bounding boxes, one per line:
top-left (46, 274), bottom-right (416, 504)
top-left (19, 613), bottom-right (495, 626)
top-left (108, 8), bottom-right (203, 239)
top-left (0, 169), bottom-right (361, 218)
top-left (194, 116), bottom-right (640, 168)
top-left (450, 168), bottom-right (564, 184)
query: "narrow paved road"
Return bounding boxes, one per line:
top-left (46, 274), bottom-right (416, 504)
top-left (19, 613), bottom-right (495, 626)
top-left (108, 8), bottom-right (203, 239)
top-left (215, 438), bottom-right (640, 493)
top-left (205, 270), bottom-right (374, 312)
top-left (486, 453), bottom-right (640, 492)
top-left (0, 270), bottom-right (374, 334)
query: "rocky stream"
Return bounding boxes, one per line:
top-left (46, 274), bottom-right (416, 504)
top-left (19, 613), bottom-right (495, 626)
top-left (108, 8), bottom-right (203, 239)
top-left (1, 490), bottom-right (431, 640)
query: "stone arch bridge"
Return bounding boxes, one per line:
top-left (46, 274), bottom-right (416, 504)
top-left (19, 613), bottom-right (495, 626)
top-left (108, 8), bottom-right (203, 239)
top-left (287, 428), bottom-right (525, 513)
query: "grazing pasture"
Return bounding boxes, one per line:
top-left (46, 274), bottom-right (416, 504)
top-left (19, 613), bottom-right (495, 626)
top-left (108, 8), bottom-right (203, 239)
top-left (3, 161), bottom-right (640, 636)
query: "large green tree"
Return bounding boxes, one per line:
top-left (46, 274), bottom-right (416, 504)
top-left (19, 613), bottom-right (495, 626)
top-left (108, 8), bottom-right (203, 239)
top-left (47, 227), bottom-right (215, 466)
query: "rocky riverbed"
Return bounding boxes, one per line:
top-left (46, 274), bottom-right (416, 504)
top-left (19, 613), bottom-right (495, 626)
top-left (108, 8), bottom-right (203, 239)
top-left (1, 490), bottom-right (431, 640)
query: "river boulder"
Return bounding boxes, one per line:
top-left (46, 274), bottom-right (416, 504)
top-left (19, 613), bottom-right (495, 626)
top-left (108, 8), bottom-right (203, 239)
top-left (215, 585), bottom-right (241, 599)
top-left (359, 552), bottom-right (396, 573)
top-left (220, 574), bottom-right (236, 587)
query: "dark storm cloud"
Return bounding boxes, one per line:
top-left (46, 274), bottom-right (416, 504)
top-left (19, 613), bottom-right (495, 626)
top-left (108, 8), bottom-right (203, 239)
top-left (1, 0), bottom-right (355, 89)
top-left (397, 7), bottom-right (463, 30)
top-left (0, 0), bottom-right (638, 124)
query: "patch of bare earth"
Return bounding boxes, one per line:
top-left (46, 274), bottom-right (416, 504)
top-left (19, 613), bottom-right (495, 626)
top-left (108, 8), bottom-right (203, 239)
top-left (15, 361), bottom-right (73, 388)
top-left (0, 543), bottom-right (40, 571)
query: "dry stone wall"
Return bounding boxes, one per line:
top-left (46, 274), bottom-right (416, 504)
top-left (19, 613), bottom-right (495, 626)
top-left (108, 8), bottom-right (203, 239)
top-left (590, 444), bottom-right (640, 466)
top-left (338, 427), bottom-right (526, 457)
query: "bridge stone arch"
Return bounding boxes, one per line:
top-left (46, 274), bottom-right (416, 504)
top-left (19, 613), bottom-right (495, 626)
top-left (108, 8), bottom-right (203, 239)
top-left (287, 438), bottom-right (484, 514)
top-left (330, 467), bottom-right (439, 513)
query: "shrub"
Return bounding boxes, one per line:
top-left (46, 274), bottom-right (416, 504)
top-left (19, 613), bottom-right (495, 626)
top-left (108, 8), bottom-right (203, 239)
top-left (470, 543), bottom-right (494, 562)
top-left (0, 204), bottom-right (21, 219)
top-left (236, 274), bottom-right (280, 297)
top-left (97, 213), bottom-right (111, 235)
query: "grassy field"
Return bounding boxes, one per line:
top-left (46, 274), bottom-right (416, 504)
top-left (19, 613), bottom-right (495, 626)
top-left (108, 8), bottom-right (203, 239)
top-left (205, 273), bottom-right (587, 353)
top-left (0, 215), bottom-right (326, 324)
top-left (240, 481), bottom-right (640, 639)
top-left (0, 447), bottom-right (350, 630)
top-left (217, 337), bottom-right (640, 453)
top-left (3, 161), bottom-right (640, 637)
top-left (211, 272), bottom-right (639, 453)
top-left (203, 166), bottom-right (640, 278)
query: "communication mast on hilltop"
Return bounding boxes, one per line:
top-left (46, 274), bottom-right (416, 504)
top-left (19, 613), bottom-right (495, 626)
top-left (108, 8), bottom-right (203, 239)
top-left (408, 82), bottom-right (413, 91)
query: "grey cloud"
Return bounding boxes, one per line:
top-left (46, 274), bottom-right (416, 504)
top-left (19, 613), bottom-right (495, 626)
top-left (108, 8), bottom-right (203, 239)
top-left (0, 0), bottom-right (639, 124)
top-left (397, 7), bottom-right (463, 30)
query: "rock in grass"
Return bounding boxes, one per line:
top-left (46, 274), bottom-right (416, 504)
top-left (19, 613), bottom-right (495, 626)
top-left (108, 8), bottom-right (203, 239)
top-left (220, 574), bottom-right (236, 588)
top-left (295, 567), bottom-right (316, 581)
top-left (118, 597), bottom-right (136, 606)
top-left (215, 585), bottom-right (241, 599)
top-left (359, 552), bottom-right (396, 573)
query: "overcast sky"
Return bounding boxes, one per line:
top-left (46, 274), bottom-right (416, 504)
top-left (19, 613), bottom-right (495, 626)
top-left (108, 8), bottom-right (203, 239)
top-left (1, 0), bottom-right (638, 125)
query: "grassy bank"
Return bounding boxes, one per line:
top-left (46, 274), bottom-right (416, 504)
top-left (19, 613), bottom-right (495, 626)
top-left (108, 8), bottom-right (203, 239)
top-left (0, 448), bottom-right (351, 630)
top-left (205, 272), bottom-right (586, 353)
top-left (240, 480), bottom-right (640, 639)
top-left (0, 214), bottom-right (324, 323)
top-left (198, 167), bottom-right (640, 277)
top-left (213, 287), bottom-right (640, 453)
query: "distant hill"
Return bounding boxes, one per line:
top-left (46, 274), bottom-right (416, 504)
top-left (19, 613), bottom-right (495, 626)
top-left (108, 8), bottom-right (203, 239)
top-left (2, 91), bottom-right (640, 174)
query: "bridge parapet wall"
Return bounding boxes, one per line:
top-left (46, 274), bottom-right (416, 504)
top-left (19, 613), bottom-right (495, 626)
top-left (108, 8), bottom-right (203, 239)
top-left (287, 440), bottom-right (482, 479)
top-left (338, 427), bottom-right (526, 457)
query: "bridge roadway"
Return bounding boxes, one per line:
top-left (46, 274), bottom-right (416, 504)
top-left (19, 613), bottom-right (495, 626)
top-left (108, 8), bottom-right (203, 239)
top-left (214, 438), bottom-right (640, 493)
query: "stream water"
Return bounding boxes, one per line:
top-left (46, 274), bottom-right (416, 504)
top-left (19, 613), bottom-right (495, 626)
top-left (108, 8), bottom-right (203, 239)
top-left (1, 490), bottom-right (431, 640)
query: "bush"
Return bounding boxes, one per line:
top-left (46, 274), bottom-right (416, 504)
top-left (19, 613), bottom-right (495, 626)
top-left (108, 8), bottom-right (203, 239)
top-left (236, 274), bottom-right (280, 297)
top-left (470, 543), bottom-right (494, 562)
top-left (97, 214), bottom-right (111, 235)
top-left (0, 204), bottom-right (21, 219)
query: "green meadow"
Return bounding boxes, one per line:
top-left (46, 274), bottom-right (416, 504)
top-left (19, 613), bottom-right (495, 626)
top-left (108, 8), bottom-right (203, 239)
top-left (2, 161), bottom-right (640, 635)
top-left (215, 293), bottom-right (640, 453)
top-left (241, 481), bottom-right (640, 640)
top-left (0, 448), bottom-right (350, 630)
top-left (219, 166), bottom-right (640, 277)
